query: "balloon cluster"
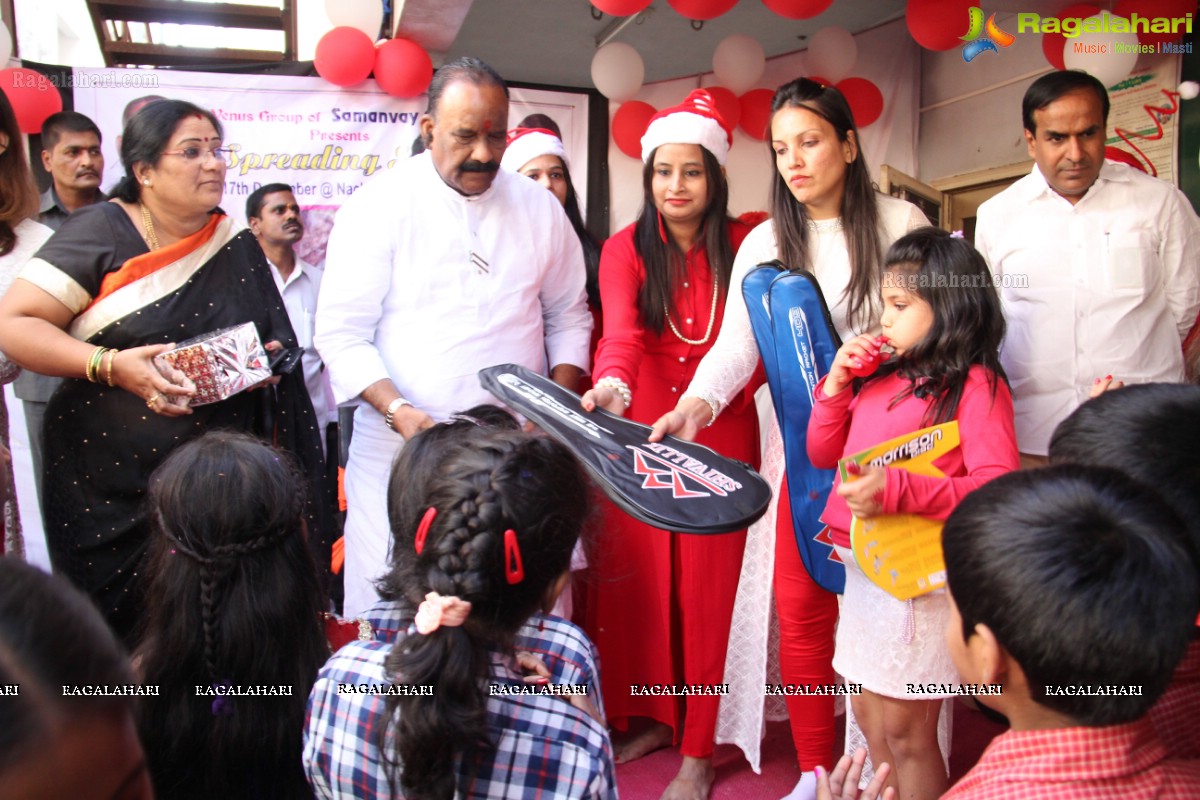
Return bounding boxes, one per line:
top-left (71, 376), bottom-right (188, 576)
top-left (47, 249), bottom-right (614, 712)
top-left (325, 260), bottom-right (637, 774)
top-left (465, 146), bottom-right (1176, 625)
top-left (0, 23), bottom-right (66, 134)
top-left (314, 0), bottom-right (432, 97)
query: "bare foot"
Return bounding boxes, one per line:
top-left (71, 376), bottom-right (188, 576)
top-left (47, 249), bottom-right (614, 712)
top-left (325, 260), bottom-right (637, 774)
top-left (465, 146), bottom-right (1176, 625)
top-left (614, 721), bottom-right (673, 763)
top-left (660, 756), bottom-right (715, 800)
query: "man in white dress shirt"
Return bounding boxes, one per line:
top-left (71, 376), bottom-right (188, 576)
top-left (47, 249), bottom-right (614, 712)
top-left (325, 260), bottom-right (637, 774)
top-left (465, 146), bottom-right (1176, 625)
top-left (975, 70), bottom-right (1200, 466)
top-left (315, 57), bottom-right (592, 616)
top-left (247, 183), bottom-right (337, 447)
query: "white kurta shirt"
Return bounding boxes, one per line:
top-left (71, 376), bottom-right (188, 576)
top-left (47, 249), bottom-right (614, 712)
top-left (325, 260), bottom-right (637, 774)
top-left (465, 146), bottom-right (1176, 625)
top-left (315, 151), bottom-right (592, 421)
top-left (315, 151), bottom-right (591, 617)
top-left (975, 162), bottom-right (1200, 456)
top-left (268, 256), bottom-right (337, 440)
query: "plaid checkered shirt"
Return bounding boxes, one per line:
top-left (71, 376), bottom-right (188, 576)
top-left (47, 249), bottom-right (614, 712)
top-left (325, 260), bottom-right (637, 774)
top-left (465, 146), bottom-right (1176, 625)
top-left (941, 717), bottom-right (1200, 799)
top-left (304, 602), bottom-right (616, 799)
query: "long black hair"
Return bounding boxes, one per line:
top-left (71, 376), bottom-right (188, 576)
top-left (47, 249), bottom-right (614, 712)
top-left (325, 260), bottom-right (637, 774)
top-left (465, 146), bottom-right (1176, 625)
top-left (0, 89), bottom-right (39, 256)
top-left (514, 114), bottom-right (603, 309)
top-left (877, 227), bottom-right (1006, 425)
top-left (634, 145), bottom-right (733, 335)
top-left (377, 427), bottom-right (590, 800)
top-left (768, 77), bottom-right (882, 333)
top-left (134, 430), bottom-right (328, 799)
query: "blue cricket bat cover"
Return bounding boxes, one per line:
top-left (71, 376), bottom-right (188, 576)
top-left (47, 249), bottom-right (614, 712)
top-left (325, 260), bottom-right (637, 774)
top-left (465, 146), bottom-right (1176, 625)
top-left (743, 261), bottom-right (846, 593)
top-left (479, 363), bottom-right (771, 535)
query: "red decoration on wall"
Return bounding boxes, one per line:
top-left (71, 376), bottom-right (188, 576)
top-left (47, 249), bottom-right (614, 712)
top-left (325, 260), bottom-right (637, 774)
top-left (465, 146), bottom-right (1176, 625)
top-left (1104, 145), bottom-right (1148, 172)
top-left (591, 0), bottom-right (653, 15)
top-left (1114, 0), bottom-right (1195, 47)
top-left (667, 0), bottom-right (739, 21)
top-left (739, 88), bottom-right (775, 141)
top-left (1040, 3), bottom-right (1100, 69)
top-left (906, 0), bottom-right (976, 51)
top-left (704, 86), bottom-right (742, 130)
top-left (836, 77), bottom-right (884, 127)
top-left (374, 38), bottom-right (433, 98)
top-left (612, 100), bottom-right (658, 159)
top-left (315, 26), bottom-right (375, 87)
top-left (0, 68), bottom-right (63, 134)
top-left (762, 0), bottom-right (835, 20)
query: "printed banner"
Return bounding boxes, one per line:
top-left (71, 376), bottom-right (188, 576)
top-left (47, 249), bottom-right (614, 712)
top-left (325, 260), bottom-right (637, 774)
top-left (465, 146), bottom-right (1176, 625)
top-left (71, 68), bottom-right (590, 268)
top-left (841, 421), bottom-right (960, 601)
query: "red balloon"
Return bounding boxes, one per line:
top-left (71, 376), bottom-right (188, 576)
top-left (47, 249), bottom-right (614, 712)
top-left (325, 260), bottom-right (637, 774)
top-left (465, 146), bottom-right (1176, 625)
top-left (667, 0), bottom-right (739, 20)
top-left (0, 68), bottom-right (63, 134)
top-left (1040, 3), bottom-right (1099, 69)
top-left (837, 77), bottom-right (884, 127)
top-left (612, 100), bottom-right (657, 160)
top-left (739, 89), bottom-right (775, 141)
top-left (704, 86), bottom-right (741, 130)
top-left (374, 38), bottom-right (432, 98)
top-left (591, 0), bottom-right (652, 15)
top-left (315, 26), bottom-right (375, 87)
top-left (906, 0), bottom-right (976, 51)
top-left (1105, 145), bottom-right (1148, 172)
top-left (762, 0), bottom-right (834, 19)
top-left (1114, 0), bottom-right (1195, 47)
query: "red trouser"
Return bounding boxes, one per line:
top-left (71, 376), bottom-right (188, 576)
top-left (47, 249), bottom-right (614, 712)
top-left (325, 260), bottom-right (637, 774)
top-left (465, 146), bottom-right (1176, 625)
top-left (774, 478), bottom-right (839, 770)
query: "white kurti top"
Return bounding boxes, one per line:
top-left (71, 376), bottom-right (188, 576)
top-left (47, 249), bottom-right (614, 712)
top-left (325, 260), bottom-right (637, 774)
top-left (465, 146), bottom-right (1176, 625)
top-left (0, 219), bottom-right (53, 383)
top-left (268, 256), bottom-right (336, 440)
top-left (315, 152), bottom-right (591, 616)
top-left (975, 162), bottom-right (1200, 456)
top-left (687, 194), bottom-right (927, 772)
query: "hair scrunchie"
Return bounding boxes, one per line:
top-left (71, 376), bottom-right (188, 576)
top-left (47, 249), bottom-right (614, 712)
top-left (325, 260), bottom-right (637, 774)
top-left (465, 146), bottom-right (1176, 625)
top-left (414, 592), bottom-right (472, 635)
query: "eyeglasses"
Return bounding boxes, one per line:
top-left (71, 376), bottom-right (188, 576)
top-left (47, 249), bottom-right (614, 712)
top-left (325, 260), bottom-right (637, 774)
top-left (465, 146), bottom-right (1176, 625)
top-left (160, 146), bottom-right (231, 164)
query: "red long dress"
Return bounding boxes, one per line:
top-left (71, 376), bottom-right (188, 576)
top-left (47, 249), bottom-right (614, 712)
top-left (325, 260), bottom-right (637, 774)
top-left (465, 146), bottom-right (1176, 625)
top-left (583, 218), bottom-right (759, 758)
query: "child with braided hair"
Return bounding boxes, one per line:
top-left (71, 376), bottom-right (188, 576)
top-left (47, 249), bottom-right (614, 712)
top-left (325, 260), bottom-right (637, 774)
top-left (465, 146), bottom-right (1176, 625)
top-left (134, 430), bottom-right (329, 800)
top-left (304, 418), bottom-right (614, 800)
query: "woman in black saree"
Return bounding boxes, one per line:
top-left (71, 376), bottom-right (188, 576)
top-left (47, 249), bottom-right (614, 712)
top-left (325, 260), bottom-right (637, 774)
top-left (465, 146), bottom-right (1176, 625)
top-left (0, 100), bottom-right (334, 643)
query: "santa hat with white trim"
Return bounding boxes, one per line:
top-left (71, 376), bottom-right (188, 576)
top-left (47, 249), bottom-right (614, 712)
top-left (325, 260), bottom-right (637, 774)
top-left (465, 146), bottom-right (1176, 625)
top-left (640, 88), bottom-right (733, 166)
top-left (501, 127), bottom-right (568, 173)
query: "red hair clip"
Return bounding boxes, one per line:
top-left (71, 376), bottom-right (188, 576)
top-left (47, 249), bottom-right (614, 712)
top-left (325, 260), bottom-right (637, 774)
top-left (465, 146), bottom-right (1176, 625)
top-left (504, 529), bottom-right (525, 585)
top-left (414, 507), bottom-right (437, 555)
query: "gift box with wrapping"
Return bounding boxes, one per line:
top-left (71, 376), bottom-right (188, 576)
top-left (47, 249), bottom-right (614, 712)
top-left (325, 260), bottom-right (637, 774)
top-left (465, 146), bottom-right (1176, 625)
top-left (153, 322), bottom-right (271, 406)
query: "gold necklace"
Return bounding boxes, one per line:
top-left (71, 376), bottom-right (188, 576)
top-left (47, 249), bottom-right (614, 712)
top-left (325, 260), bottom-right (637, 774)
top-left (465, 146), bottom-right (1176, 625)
top-left (664, 274), bottom-right (719, 346)
top-left (140, 203), bottom-right (159, 251)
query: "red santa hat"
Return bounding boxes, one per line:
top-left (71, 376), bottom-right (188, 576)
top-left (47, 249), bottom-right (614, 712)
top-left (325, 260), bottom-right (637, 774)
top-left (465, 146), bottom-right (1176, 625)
top-left (501, 127), bottom-right (568, 173)
top-left (640, 89), bottom-right (733, 166)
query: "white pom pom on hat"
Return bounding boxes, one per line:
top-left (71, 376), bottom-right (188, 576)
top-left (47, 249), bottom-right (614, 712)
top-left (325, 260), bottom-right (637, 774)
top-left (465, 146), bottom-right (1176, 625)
top-left (640, 88), bottom-right (734, 166)
top-left (501, 127), bottom-right (568, 172)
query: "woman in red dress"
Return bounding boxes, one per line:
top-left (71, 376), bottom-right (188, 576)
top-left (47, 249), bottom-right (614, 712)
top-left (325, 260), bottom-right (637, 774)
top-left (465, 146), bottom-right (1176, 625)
top-left (581, 89), bottom-right (758, 800)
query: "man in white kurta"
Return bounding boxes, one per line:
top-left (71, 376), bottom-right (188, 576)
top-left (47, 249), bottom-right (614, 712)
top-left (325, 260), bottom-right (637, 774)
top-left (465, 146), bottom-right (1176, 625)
top-left (315, 58), bottom-right (592, 616)
top-left (975, 70), bottom-right (1200, 461)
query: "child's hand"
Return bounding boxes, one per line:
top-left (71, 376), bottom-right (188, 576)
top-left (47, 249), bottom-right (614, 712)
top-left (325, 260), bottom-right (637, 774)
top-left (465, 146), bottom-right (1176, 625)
top-left (816, 749), bottom-right (896, 800)
top-left (837, 462), bottom-right (886, 518)
top-left (1089, 374), bottom-right (1125, 398)
top-left (825, 335), bottom-right (889, 397)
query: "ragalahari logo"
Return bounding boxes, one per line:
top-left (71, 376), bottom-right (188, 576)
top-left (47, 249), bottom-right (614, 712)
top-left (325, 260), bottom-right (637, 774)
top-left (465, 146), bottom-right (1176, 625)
top-left (960, 6), bottom-right (1015, 62)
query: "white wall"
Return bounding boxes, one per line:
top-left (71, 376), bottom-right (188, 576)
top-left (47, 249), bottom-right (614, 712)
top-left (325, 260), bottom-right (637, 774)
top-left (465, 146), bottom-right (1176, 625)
top-left (606, 18), bottom-right (920, 235)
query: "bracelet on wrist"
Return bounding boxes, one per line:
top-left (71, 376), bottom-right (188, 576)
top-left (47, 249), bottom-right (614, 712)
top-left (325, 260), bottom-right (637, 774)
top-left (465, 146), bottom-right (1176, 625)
top-left (595, 376), bottom-right (632, 408)
top-left (684, 391), bottom-right (722, 428)
top-left (384, 397), bottom-right (412, 432)
top-left (105, 349), bottom-right (120, 387)
top-left (85, 346), bottom-right (109, 383)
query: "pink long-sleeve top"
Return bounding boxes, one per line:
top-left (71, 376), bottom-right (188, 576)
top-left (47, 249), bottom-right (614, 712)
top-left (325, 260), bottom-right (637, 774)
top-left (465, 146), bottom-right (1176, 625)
top-left (807, 366), bottom-right (1019, 549)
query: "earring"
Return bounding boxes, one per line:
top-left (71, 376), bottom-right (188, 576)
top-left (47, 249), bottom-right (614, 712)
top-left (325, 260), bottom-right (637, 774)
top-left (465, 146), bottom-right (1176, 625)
top-left (142, 179), bottom-right (151, 186)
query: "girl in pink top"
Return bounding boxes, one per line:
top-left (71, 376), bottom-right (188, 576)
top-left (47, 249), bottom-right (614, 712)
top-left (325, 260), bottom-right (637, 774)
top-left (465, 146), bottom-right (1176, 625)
top-left (807, 227), bottom-right (1019, 800)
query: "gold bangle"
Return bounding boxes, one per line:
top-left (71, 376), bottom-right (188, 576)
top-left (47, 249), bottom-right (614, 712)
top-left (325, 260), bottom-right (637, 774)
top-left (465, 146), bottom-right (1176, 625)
top-left (85, 346), bottom-right (107, 383)
top-left (105, 349), bottom-right (120, 387)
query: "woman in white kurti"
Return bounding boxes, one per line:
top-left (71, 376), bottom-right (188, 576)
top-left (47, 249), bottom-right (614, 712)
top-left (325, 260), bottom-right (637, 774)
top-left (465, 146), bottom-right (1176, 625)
top-left (650, 78), bottom-right (927, 800)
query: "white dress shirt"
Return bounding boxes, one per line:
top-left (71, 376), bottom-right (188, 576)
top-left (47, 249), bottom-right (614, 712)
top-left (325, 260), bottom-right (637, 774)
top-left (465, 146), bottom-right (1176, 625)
top-left (267, 256), bottom-right (337, 440)
top-left (975, 162), bottom-right (1200, 455)
top-left (315, 151), bottom-right (592, 421)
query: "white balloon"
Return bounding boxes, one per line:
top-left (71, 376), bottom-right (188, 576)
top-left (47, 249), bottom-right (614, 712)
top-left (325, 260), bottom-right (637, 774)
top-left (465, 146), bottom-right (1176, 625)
top-left (591, 42), bottom-right (645, 102)
top-left (1062, 13), bottom-right (1138, 90)
top-left (712, 34), bottom-right (765, 95)
top-left (806, 26), bottom-right (856, 83)
top-left (0, 22), bottom-right (10, 67)
top-left (325, 0), bottom-right (384, 39)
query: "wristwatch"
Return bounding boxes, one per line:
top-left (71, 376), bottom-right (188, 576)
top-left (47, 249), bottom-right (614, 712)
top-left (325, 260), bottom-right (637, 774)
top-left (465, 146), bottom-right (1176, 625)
top-left (384, 397), bottom-right (412, 432)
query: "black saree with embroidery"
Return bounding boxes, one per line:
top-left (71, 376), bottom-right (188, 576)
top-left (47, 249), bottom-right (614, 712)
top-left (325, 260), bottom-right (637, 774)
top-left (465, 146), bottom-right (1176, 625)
top-left (22, 203), bottom-right (336, 642)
